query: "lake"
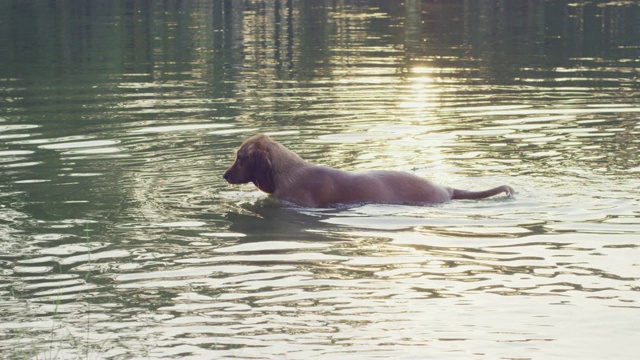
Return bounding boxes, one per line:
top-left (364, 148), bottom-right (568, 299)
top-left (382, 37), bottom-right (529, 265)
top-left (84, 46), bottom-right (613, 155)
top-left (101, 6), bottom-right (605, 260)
top-left (1, 0), bottom-right (639, 358)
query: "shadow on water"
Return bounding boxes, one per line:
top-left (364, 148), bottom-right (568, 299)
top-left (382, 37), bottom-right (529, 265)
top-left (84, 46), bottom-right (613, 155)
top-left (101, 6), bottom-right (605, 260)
top-left (221, 199), bottom-right (345, 242)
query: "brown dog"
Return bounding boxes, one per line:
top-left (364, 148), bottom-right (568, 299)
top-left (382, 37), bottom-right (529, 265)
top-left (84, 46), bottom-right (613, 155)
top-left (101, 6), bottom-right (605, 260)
top-left (224, 133), bottom-right (515, 208)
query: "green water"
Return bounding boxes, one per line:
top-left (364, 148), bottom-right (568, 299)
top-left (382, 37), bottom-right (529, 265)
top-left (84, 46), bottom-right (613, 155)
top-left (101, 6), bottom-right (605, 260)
top-left (1, 1), bottom-right (639, 358)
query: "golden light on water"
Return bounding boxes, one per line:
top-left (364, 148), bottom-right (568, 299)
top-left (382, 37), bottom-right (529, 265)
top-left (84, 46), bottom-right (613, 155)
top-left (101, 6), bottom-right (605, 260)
top-left (398, 66), bottom-right (440, 112)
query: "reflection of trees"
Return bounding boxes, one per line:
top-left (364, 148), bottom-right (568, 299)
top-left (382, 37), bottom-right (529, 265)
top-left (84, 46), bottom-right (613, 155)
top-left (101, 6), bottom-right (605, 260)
top-left (546, 1), bottom-right (640, 61)
top-left (1, 0), bottom-right (637, 146)
top-left (2, 1), bottom-right (638, 86)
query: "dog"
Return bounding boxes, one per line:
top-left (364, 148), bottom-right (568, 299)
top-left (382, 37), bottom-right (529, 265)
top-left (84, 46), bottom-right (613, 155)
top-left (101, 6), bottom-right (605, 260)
top-left (224, 133), bottom-right (515, 208)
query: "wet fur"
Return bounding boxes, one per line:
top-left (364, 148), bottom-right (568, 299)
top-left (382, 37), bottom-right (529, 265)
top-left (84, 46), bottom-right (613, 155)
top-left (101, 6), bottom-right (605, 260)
top-left (224, 133), bottom-right (515, 208)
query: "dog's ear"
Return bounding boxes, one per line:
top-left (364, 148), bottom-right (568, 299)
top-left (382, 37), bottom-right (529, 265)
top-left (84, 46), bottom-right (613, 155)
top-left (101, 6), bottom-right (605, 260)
top-left (250, 148), bottom-right (276, 194)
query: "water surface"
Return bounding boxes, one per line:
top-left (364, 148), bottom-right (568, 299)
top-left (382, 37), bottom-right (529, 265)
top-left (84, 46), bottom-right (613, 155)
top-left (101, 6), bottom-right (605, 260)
top-left (1, 1), bottom-right (639, 358)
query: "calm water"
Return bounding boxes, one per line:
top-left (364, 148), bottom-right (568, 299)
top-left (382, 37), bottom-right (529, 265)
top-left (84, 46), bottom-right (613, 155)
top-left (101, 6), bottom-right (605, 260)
top-left (1, 1), bottom-right (639, 358)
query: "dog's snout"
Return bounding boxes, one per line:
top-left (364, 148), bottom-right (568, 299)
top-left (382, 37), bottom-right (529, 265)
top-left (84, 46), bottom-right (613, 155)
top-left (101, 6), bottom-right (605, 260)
top-left (223, 171), bottom-right (230, 181)
top-left (224, 167), bottom-right (240, 183)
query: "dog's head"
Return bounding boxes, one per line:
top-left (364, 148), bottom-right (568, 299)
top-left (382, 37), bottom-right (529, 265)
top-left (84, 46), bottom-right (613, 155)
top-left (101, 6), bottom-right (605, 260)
top-left (223, 134), bottom-right (276, 194)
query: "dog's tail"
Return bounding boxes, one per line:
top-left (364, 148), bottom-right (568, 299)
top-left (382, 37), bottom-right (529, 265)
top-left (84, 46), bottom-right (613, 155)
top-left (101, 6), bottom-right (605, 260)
top-left (451, 185), bottom-right (515, 200)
